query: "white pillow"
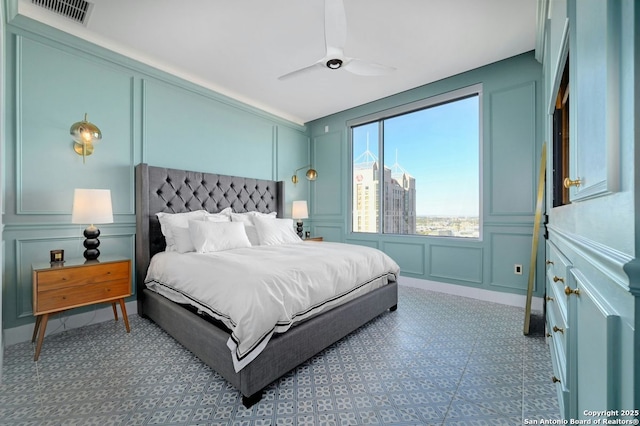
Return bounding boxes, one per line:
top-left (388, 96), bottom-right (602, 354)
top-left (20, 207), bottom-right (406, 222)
top-left (231, 211), bottom-right (277, 246)
top-left (188, 220), bottom-right (252, 253)
top-left (156, 210), bottom-right (207, 252)
top-left (168, 210), bottom-right (232, 253)
top-left (253, 217), bottom-right (302, 246)
top-left (205, 213), bottom-right (232, 223)
top-left (205, 207), bottom-right (232, 220)
top-left (172, 226), bottom-right (197, 253)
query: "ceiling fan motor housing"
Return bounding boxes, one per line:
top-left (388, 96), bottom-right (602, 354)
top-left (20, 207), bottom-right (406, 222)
top-left (326, 58), bottom-right (343, 69)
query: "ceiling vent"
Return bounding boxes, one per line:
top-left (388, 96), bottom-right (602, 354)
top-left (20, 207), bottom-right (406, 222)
top-left (31, 0), bottom-right (93, 25)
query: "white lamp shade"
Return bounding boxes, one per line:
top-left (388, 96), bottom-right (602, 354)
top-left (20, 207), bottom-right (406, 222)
top-left (292, 200), bottom-right (309, 220)
top-left (71, 189), bottom-right (114, 225)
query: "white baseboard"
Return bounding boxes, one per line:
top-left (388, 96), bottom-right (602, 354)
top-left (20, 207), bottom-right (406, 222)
top-left (4, 280), bottom-right (542, 347)
top-left (4, 301), bottom-right (138, 347)
top-left (398, 276), bottom-right (544, 313)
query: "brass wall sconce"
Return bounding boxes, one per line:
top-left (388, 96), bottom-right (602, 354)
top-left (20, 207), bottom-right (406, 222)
top-left (70, 113), bottom-right (102, 163)
top-left (292, 164), bottom-right (318, 185)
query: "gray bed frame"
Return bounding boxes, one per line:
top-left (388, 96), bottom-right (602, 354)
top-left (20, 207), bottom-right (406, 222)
top-left (135, 163), bottom-right (398, 407)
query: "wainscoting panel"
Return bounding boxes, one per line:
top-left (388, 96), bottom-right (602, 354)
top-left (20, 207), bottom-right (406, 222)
top-left (312, 224), bottom-right (343, 243)
top-left (382, 241), bottom-right (425, 276)
top-left (429, 244), bottom-right (483, 284)
top-left (489, 231), bottom-right (533, 292)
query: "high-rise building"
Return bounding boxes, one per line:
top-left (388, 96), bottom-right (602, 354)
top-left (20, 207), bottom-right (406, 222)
top-left (353, 149), bottom-right (416, 234)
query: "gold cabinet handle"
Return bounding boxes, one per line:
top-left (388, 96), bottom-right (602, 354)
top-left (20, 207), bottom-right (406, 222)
top-left (553, 325), bottom-right (564, 334)
top-left (564, 286), bottom-right (580, 296)
top-left (546, 296), bottom-right (555, 302)
top-left (553, 276), bottom-right (565, 283)
top-left (552, 376), bottom-right (561, 383)
top-left (564, 177), bottom-right (581, 188)
top-left (546, 260), bottom-right (554, 265)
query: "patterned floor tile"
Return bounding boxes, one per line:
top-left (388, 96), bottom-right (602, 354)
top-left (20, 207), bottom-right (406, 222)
top-left (1, 285), bottom-right (561, 425)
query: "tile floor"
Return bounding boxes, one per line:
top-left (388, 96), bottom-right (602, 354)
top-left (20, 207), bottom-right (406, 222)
top-left (0, 286), bottom-right (561, 425)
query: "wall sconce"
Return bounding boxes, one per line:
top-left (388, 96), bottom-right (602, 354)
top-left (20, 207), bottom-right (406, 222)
top-left (292, 200), bottom-right (309, 238)
top-left (70, 113), bottom-right (102, 163)
top-left (71, 189), bottom-right (113, 261)
top-left (292, 164), bottom-right (318, 185)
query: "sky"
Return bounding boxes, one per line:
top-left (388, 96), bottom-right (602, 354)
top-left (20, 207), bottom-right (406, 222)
top-left (353, 95), bottom-right (480, 217)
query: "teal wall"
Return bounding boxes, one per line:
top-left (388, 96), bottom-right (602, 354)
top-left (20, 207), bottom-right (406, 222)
top-left (307, 52), bottom-right (546, 299)
top-left (1, 15), bottom-right (310, 330)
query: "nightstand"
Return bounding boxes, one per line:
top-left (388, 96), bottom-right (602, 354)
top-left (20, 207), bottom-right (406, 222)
top-left (32, 257), bottom-right (132, 361)
top-left (304, 237), bottom-right (323, 242)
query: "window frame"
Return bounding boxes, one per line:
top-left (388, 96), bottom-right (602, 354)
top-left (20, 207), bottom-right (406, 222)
top-left (347, 84), bottom-right (483, 239)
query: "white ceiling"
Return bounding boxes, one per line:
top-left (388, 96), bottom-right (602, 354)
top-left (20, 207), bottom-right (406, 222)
top-left (17, 0), bottom-right (537, 125)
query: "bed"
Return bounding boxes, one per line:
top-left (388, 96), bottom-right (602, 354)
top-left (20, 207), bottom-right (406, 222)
top-left (135, 163), bottom-right (399, 407)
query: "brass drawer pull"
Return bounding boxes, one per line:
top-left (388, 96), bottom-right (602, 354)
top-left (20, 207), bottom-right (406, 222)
top-left (546, 333), bottom-right (552, 338)
top-left (546, 260), bottom-right (554, 265)
top-left (553, 325), bottom-right (564, 334)
top-left (552, 376), bottom-right (561, 383)
top-left (564, 286), bottom-right (580, 296)
top-left (546, 296), bottom-right (554, 302)
top-left (553, 276), bottom-right (564, 283)
top-left (563, 177), bottom-right (581, 188)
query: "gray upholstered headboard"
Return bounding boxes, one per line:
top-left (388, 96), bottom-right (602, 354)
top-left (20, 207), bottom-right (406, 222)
top-left (135, 163), bottom-right (284, 313)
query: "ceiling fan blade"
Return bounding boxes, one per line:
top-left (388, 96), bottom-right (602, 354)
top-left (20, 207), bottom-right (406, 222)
top-left (344, 58), bottom-right (396, 76)
top-left (278, 61), bottom-right (325, 80)
top-left (324, 0), bottom-right (347, 51)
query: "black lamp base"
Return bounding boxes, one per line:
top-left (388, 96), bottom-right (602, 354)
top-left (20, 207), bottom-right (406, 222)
top-left (296, 221), bottom-right (304, 238)
top-left (83, 226), bottom-right (101, 261)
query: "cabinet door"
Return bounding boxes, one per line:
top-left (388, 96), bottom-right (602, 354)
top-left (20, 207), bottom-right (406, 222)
top-left (569, 0), bottom-right (620, 200)
top-left (572, 269), bottom-right (620, 419)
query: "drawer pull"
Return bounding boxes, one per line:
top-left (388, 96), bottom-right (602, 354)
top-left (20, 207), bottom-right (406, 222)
top-left (546, 260), bottom-right (554, 265)
top-left (553, 276), bottom-right (564, 283)
top-left (546, 333), bottom-right (551, 338)
top-left (552, 376), bottom-right (561, 383)
top-left (546, 296), bottom-right (554, 302)
top-left (553, 325), bottom-right (564, 334)
top-left (564, 286), bottom-right (580, 296)
top-left (563, 177), bottom-right (581, 188)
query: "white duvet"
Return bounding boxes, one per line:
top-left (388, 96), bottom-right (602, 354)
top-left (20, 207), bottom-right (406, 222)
top-left (145, 242), bottom-right (399, 372)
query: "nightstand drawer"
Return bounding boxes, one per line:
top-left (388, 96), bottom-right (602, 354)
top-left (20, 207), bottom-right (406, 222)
top-left (36, 278), bottom-right (130, 313)
top-left (35, 261), bottom-right (129, 291)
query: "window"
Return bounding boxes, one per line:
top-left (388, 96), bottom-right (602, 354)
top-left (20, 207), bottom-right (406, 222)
top-left (350, 85), bottom-right (481, 238)
top-left (552, 59), bottom-right (570, 207)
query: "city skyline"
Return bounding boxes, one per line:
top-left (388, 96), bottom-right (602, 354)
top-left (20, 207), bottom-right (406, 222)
top-left (353, 95), bottom-right (480, 217)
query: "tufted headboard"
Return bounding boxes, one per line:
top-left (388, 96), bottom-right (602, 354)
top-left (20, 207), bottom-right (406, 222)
top-left (135, 163), bottom-right (284, 313)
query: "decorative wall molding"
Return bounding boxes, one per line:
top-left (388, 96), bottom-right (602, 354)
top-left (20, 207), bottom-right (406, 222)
top-left (429, 244), bottom-right (483, 284)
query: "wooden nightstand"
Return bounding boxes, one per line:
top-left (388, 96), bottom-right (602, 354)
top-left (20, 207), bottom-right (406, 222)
top-left (32, 257), bottom-right (132, 361)
top-left (304, 237), bottom-right (323, 242)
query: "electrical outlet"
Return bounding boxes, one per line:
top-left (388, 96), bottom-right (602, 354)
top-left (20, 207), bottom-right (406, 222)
top-left (514, 264), bottom-right (523, 275)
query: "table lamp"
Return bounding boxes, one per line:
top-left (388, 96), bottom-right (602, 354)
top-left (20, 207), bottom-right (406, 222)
top-left (71, 189), bottom-right (113, 261)
top-left (292, 200), bottom-right (309, 238)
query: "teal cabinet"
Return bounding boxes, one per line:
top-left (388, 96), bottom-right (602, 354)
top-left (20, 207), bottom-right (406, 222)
top-left (541, 0), bottom-right (637, 420)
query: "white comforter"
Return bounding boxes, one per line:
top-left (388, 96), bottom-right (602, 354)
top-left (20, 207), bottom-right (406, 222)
top-left (145, 242), bottom-right (399, 372)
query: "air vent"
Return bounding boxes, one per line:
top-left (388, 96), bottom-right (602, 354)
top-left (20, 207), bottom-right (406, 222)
top-left (31, 0), bottom-right (92, 25)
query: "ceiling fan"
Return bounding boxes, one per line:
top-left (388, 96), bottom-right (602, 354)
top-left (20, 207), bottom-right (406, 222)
top-left (278, 0), bottom-right (396, 80)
